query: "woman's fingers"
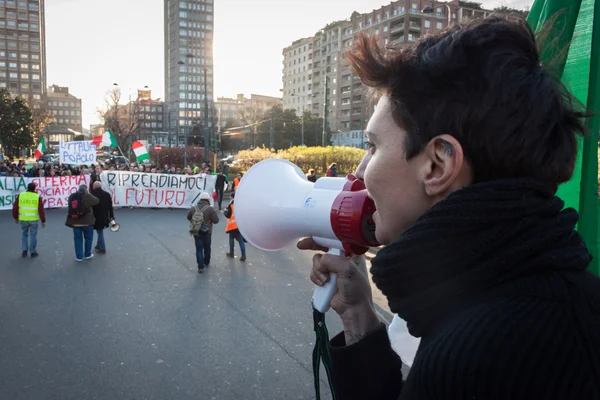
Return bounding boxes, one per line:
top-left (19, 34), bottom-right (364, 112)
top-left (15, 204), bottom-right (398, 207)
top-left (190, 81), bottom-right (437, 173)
top-left (311, 254), bottom-right (330, 285)
top-left (297, 237), bottom-right (329, 252)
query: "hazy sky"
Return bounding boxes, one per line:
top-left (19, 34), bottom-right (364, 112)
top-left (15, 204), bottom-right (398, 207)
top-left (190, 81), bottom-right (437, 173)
top-left (45, 0), bottom-right (531, 129)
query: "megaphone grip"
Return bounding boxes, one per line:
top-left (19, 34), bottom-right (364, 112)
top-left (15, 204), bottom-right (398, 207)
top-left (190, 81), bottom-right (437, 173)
top-left (312, 273), bottom-right (337, 313)
top-left (312, 248), bottom-right (343, 313)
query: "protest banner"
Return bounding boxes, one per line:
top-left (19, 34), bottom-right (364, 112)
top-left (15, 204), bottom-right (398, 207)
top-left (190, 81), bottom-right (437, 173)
top-left (0, 175), bottom-right (91, 210)
top-left (101, 172), bottom-right (217, 208)
top-left (59, 140), bottom-right (97, 165)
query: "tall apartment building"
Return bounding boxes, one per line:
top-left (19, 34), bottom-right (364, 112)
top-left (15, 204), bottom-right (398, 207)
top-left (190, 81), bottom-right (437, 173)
top-left (282, 0), bottom-right (492, 137)
top-left (215, 93), bottom-right (282, 131)
top-left (164, 0), bottom-right (214, 147)
top-left (0, 0), bottom-right (46, 106)
top-left (131, 89), bottom-right (167, 145)
top-left (45, 84), bottom-right (82, 145)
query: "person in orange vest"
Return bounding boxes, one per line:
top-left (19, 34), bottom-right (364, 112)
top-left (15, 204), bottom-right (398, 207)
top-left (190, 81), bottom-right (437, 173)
top-left (232, 173), bottom-right (243, 192)
top-left (223, 192), bottom-right (246, 261)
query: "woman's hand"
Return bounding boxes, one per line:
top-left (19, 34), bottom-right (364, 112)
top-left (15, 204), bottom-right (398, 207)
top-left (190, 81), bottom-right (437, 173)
top-left (297, 238), bottom-right (381, 345)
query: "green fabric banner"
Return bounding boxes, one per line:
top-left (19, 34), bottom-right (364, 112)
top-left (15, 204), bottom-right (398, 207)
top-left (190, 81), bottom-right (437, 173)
top-left (527, 0), bottom-right (600, 276)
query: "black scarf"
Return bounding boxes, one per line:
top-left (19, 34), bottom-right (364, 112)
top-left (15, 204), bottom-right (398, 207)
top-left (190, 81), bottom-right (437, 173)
top-left (371, 179), bottom-right (591, 337)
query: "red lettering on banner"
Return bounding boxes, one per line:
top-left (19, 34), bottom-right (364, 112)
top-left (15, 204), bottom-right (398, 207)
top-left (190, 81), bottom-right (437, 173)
top-left (145, 189), bottom-right (154, 205)
top-left (135, 190), bottom-right (144, 205)
top-left (165, 190), bottom-right (175, 206)
top-left (112, 189), bottom-right (119, 205)
top-left (155, 190), bottom-right (164, 205)
top-left (60, 176), bottom-right (67, 186)
top-left (126, 188), bottom-right (136, 205)
top-left (175, 191), bottom-right (185, 206)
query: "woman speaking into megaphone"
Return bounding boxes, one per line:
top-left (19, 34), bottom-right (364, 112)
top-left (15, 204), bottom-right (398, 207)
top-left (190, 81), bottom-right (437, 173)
top-left (296, 17), bottom-right (599, 400)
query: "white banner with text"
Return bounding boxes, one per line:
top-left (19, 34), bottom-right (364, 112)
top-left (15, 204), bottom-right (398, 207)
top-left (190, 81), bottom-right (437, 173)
top-left (59, 140), bottom-right (97, 165)
top-left (0, 175), bottom-right (91, 210)
top-left (100, 172), bottom-right (217, 208)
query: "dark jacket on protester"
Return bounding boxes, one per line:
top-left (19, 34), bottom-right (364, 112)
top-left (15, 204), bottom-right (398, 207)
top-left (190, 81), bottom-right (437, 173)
top-left (215, 174), bottom-right (228, 190)
top-left (91, 187), bottom-right (114, 230)
top-left (327, 179), bottom-right (600, 400)
top-left (65, 191), bottom-right (99, 227)
top-left (186, 199), bottom-right (219, 234)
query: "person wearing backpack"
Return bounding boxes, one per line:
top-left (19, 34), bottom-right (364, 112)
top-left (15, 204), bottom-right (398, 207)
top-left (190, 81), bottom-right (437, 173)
top-left (65, 184), bottom-right (99, 262)
top-left (186, 192), bottom-right (219, 273)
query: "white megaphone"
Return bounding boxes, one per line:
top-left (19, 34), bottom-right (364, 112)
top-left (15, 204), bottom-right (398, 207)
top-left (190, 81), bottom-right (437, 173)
top-left (235, 158), bottom-right (379, 313)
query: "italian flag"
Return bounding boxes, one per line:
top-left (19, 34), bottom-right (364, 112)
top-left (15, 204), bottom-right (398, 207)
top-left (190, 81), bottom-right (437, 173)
top-left (34, 138), bottom-right (46, 160)
top-left (528, 0), bottom-right (599, 275)
top-left (132, 141), bottom-right (149, 162)
top-left (91, 129), bottom-right (118, 147)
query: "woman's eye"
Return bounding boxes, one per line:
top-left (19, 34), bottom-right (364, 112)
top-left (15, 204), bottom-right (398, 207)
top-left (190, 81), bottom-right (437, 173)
top-left (366, 141), bottom-right (376, 153)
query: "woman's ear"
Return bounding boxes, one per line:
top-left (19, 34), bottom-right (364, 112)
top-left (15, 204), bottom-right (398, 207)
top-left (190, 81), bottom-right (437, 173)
top-left (421, 135), bottom-right (467, 197)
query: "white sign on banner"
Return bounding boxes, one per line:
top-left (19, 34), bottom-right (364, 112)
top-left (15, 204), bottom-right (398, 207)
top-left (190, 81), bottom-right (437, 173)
top-left (59, 140), bottom-right (97, 165)
top-left (0, 175), bottom-right (91, 210)
top-left (101, 172), bottom-right (217, 209)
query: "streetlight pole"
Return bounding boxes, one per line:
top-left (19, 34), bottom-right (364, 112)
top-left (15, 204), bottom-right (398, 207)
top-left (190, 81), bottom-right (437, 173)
top-left (322, 76), bottom-right (328, 147)
top-left (178, 53), bottom-right (194, 168)
top-left (422, 4), bottom-right (452, 27)
top-left (269, 118), bottom-right (274, 149)
top-left (301, 111), bottom-right (304, 147)
top-left (203, 67), bottom-right (209, 164)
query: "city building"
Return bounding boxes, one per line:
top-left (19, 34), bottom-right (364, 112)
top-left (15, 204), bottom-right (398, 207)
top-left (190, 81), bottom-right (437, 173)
top-left (282, 0), bottom-right (493, 137)
top-left (164, 0), bottom-right (215, 147)
top-left (0, 0), bottom-right (47, 106)
top-left (102, 89), bottom-right (169, 146)
top-left (215, 93), bottom-right (282, 131)
top-left (89, 124), bottom-right (104, 138)
top-left (44, 84), bottom-right (82, 145)
top-left (330, 130), bottom-right (366, 148)
top-left (131, 89), bottom-right (167, 145)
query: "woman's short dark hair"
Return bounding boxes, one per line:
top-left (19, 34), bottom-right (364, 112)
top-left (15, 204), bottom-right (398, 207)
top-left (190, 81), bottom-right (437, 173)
top-left (347, 15), bottom-right (587, 184)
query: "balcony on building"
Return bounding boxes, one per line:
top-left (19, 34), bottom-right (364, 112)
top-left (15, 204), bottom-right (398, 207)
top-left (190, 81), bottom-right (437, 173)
top-left (408, 19), bottom-right (421, 31)
top-left (390, 20), bottom-right (405, 34)
top-left (390, 32), bottom-right (405, 43)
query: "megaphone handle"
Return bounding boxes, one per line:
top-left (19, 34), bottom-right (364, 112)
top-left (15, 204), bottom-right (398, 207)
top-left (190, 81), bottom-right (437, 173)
top-left (312, 248), bottom-right (344, 313)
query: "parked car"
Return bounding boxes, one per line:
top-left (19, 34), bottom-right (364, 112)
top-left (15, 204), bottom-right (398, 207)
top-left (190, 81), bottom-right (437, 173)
top-left (40, 154), bottom-right (59, 163)
top-left (220, 155), bottom-right (235, 165)
top-left (101, 155), bottom-right (129, 167)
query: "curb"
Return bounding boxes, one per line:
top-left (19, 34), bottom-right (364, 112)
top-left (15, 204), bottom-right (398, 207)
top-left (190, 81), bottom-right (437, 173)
top-left (365, 247), bottom-right (381, 260)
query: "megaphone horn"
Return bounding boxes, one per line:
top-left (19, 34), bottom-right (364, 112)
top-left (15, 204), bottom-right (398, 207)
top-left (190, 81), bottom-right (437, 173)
top-left (235, 159), bottom-right (379, 312)
top-left (110, 219), bottom-right (120, 232)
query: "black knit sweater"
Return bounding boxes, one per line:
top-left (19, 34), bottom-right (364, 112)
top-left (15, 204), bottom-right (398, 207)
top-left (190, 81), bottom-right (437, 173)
top-left (328, 180), bottom-right (600, 399)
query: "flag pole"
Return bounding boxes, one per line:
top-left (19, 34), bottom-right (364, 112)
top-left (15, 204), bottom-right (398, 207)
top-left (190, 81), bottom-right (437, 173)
top-left (578, 0), bottom-right (600, 276)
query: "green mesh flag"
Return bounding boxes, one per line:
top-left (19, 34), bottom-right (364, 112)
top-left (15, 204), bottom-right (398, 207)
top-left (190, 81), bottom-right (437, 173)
top-left (527, 0), bottom-right (600, 276)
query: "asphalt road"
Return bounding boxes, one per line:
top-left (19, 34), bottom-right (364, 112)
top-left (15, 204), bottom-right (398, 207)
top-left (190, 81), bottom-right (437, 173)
top-left (0, 207), bottom-right (404, 400)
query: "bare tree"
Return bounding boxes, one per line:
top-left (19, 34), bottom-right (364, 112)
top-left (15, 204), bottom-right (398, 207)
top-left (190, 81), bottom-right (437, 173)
top-left (97, 87), bottom-right (140, 158)
top-left (30, 106), bottom-right (55, 141)
top-left (238, 104), bottom-right (266, 148)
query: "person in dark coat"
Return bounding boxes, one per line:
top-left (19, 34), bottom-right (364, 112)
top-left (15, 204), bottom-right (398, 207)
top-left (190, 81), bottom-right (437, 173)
top-left (298, 17), bottom-right (600, 400)
top-left (214, 170), bottom-right (228, 210)
top-left (66, 184), bottom-right (99, 261)
top-left (90, 181), bottom-right (114, 254)
top-left (186, 192), bottom-right (219, 273)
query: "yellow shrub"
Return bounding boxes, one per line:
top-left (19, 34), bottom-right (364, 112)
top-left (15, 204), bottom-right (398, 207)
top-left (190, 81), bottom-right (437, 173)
top-left (235, 146), bottom-right (366, 176)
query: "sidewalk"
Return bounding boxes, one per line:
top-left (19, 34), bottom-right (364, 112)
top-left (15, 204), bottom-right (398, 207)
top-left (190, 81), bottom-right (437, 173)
top-left (366, 246), bottom-right (382, 260)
